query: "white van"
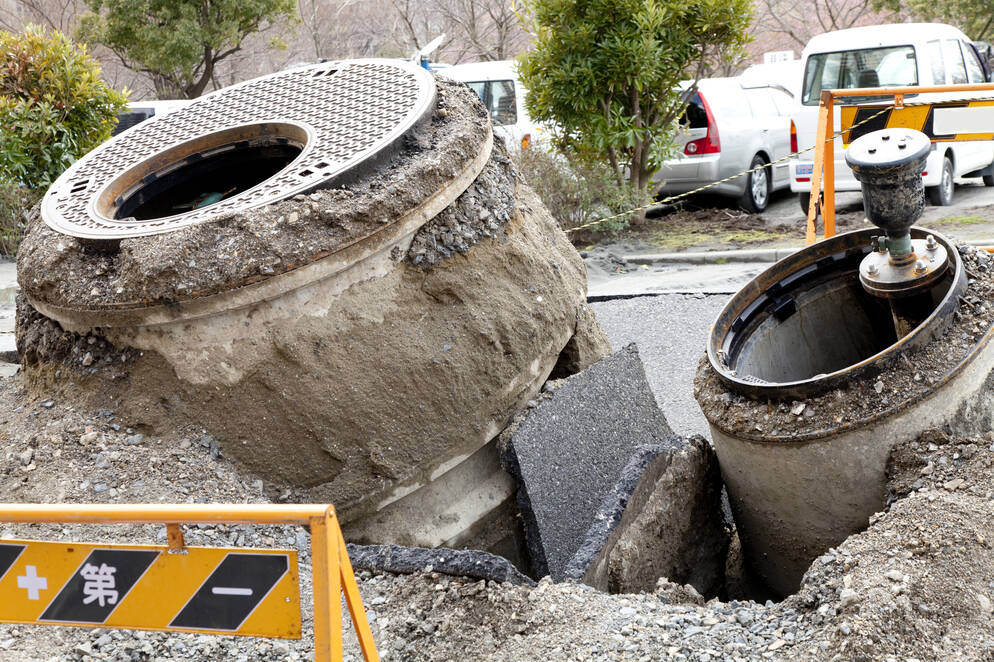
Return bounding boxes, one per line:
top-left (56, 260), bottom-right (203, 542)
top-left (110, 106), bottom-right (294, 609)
top-left (789, 23), bottom-right (994, 210)
top-left (439, 60), bottom-right (542, 151)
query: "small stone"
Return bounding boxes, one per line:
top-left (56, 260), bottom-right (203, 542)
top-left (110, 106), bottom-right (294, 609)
top-left (81, 352), bottom-right (94, 367)
top-left (977, 593), bottom-right (993, 614)
top-left (619, 607), bottom-right (636, 617)
top-left (17, 449), bottom-right (33, 466)
top-left (768, 640), bottom-right (786, 651)
top-left (179, 439), bottom-right (192, 450)
top-left (944, 478), bottom-right (965, 491)
top-left (734, 609), bottom-right (754, 625)
top-left (874, 381), bottom-right (884, 394)
top-left (124, 434), bottom-right (144, 445)
top-left (839, 588), bottom-right (859, 608)
top-left (790, 402), bottom-right (805, 416)
top-left (884, 569), bottom-right (903, 582)
top-left (79, 431), bottom-right (99, 445)
top-left (40, 399), bottom-right (55, 409)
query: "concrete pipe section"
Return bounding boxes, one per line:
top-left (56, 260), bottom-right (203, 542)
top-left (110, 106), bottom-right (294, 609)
top-left (16, 60), bottom-right (610, 558)
top-left (695, 128), bottom-right (994, 596)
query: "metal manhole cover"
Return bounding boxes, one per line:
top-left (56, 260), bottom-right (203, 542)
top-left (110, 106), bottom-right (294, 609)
top-left (41, 59), bottom-right (437, 239)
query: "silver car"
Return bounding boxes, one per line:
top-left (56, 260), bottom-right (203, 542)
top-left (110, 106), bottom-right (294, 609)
top-left (655, 77), bottom-right (796, 212)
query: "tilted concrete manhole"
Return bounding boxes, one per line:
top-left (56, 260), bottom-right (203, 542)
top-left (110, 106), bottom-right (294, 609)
top-left (17, 59), bottom-right (610, 562)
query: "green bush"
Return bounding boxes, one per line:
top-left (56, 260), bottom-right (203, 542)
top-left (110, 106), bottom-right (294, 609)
top-left (0, 181), bottom-right (39, 256)
top-left (0, 26), bottom-right (129, 190)
top-left (516, 146), bottom-right (652, 238)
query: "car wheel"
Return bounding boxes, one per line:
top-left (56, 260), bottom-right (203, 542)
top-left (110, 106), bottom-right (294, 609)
top-left (928, 155), bottom-right (954, 206)
top-left (984, 174), bottom-right (994, 187)
top-left (739, 155), bottom-right (770, 213)
top-left (799, 192), bottom-right (813, 215)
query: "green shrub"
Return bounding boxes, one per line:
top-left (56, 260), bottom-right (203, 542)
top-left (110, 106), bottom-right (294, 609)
top-left (0, 181), bottom-right (39, 256)
top-left (516, 146), bottom-right (652, 238)
top-left (0, 26), bottom-right (129, 190)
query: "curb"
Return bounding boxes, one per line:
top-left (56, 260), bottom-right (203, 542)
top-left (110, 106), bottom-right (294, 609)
top-left (619, 237), bottom-right (994, 266)
top-left (622, 247), bottom-right (801, 266)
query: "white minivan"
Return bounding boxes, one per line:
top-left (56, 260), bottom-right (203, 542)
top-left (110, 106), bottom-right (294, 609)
top-left (439, 60), bottom-right (542, 151)
top-left (789, 23), bottom-right (994, 211)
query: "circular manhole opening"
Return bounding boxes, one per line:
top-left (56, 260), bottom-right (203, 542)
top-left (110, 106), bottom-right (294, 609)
top-left (95, 121), bottom-right (312, 222)
top-left (708, 228), bottom-right (965, 398)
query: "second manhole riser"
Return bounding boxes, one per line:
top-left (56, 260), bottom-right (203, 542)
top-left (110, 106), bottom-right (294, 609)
top-left (711, 326), bottom-right (994, 596)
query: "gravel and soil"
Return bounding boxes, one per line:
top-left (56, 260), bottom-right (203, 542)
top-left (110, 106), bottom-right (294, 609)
top-left (2, 364), bottom-right (994, 662)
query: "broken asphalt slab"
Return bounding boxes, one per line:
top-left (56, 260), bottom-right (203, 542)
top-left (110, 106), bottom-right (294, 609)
top-left (498, 343), bottom-right (678, 580)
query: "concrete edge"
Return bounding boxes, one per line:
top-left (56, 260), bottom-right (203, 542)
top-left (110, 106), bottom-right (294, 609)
top-left (345, 542), bottom-right (536, 587)
top-left (617, 238), bottom-right (994, 267)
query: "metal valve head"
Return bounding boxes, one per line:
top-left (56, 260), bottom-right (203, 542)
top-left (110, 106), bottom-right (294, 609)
top-left (846, 128), bottom-right (931, 262)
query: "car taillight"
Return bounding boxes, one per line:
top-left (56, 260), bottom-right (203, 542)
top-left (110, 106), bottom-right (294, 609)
top-left (790, 120), bottom-right (798, 154)
top-left (521, 133), bottom-right (531, 149)
top-left (684, 93), bottom-right (720, 155)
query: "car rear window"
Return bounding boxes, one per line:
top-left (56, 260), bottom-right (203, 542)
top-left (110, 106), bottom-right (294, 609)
top-left (465, 80), bottom-right (517, 126)
top-left (802, 45), bottom-right (918, 105)
top-left (681, 93), bottom-right (708, 129)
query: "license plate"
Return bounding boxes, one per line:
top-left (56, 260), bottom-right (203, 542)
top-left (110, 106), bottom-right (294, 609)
top-left (795, 164), bottom-right (813, 176)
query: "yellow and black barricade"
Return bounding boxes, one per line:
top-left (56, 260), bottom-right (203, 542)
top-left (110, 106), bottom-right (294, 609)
top-left (0, 503), bottom-right (378, 662)
top-left (807, 83), bottom-right (994, 245)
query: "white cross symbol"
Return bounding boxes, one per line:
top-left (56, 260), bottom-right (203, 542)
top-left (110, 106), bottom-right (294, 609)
top-left (17, 565), bottom-right (47, 601)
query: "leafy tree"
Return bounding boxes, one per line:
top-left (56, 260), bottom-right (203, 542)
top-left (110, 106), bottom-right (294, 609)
top-left (517, 0), bottom-right (752, 196)
top-left (77, 0), bottom-right (297, 99)
top-left (0, 26), bottom-right (128, 190)
top-left (872, 0), bottom-right (992, 41)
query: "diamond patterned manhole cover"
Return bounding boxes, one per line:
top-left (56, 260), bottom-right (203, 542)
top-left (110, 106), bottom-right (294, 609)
top-left (41, 59), bottom-right (436, 239)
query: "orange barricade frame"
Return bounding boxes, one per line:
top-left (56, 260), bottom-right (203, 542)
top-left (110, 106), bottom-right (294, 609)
top-left (806, 82), bottom-right (994, 245)
top-left (0, 504), bottom-right (378, 662)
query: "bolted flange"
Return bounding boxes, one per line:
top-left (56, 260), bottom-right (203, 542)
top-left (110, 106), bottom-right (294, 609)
top-left (859, 235), bottom-right (949, 298)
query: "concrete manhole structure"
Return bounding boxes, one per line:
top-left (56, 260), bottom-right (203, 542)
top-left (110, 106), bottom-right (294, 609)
top-left (695, 128), bottom-right (994, 596)
top-left (16, 59), bottom-right (610, 559)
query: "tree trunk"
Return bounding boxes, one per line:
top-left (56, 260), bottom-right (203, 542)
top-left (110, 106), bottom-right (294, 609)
top-left (184, 51), bottom-right (215, 99)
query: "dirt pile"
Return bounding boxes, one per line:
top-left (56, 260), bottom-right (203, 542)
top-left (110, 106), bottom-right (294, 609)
top-left (1, 373), bottom-right (994, 660)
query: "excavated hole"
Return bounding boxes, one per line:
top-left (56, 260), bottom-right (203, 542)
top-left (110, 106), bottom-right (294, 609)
top-left (96, 122), bottom-right (309, 222)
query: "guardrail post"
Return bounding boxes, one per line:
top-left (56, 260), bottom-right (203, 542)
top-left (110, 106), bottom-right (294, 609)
top-left (823, 94), bottom-right (836, 239)
top-left (807, 90), bottom-right (836, 245)
top-left (166, 523), bottom-right (185, 552)
top-left (335, 522), bottom-right (379, 661)
top-left (311, 508), bottom-right (342, 662)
